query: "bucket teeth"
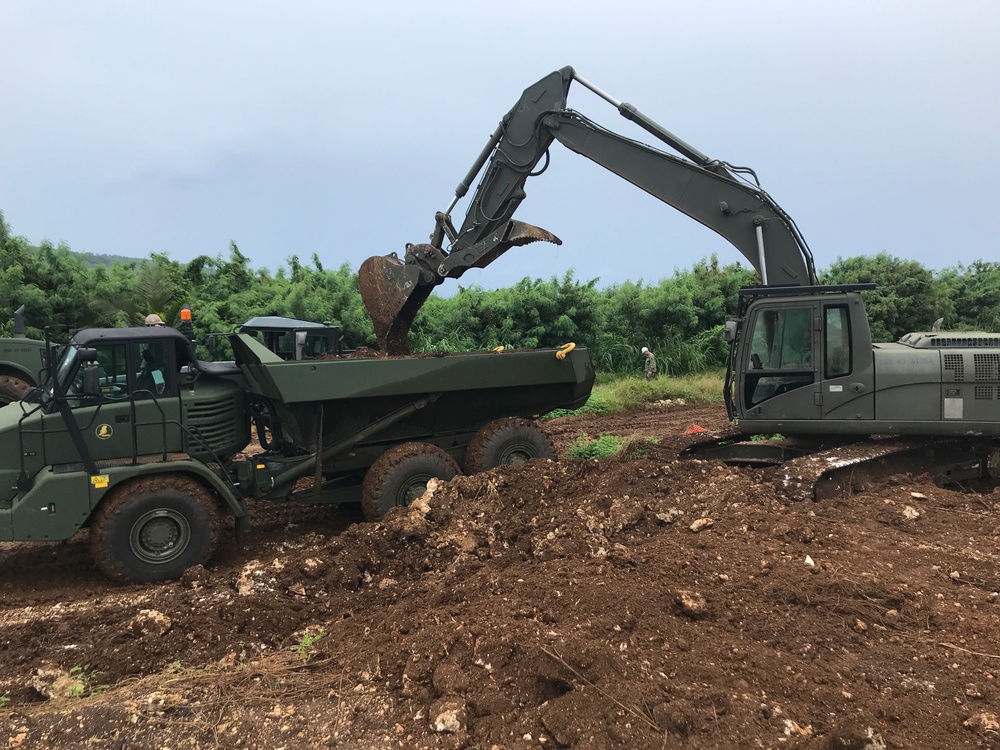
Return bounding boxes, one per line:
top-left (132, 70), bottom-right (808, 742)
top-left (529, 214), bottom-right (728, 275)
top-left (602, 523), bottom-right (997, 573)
top-left (505, 220), bottom-right (562, 247)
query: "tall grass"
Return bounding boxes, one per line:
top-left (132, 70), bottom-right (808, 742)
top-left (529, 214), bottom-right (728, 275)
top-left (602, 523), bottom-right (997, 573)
top-left (597, 369), bottom-right (725, 411)
top-left (546, 369), bottom-right (725, 418)
top-left (592, 326), bottom-right (728, 377)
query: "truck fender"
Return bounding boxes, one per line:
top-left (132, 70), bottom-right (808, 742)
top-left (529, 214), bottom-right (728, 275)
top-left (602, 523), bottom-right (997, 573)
top-left (90, 460), bottom-right (251, 523)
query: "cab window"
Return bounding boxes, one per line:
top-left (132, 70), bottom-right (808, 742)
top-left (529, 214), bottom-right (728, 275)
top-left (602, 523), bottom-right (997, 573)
top-left (63, 343), bottom-right (128, 407)
top-left (824, 305), bottom-right (852, 378)
top-left (95, 344), bottom-right (129, 398)
top-left (135, 341), bottom-right (174, 397)
top-left (745, 306), bottom-right (814, 406)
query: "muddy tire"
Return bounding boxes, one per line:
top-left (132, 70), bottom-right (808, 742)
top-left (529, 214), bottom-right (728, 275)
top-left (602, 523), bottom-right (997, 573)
top-left (987, 449), bottom-right (1000, 480)
top-left (88, 475), bottom-right (220, 583)
top-left (0, 375), bottom-right (31, 407)
top-left (464, 418), bottom-right (555, 474)
top-left (361, 443), bottom-right (460, 522)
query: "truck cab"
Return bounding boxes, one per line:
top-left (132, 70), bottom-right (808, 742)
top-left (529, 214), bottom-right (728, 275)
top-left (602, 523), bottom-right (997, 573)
top-left (238, 316), bottom-right (347, 360)
top-left (18, 326), bottom-right (249, 470)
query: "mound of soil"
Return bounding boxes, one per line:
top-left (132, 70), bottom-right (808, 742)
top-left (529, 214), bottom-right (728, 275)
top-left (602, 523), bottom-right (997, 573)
top-left (1, 403), bottom-right (998, 749)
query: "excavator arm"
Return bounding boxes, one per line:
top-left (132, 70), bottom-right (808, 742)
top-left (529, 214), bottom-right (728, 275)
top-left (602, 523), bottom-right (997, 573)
top-left (359, 66), bottom-right (817, 353)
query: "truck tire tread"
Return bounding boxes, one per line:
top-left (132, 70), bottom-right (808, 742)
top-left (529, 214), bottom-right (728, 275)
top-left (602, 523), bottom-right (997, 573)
top-left (464, 417), bottom-right (555, 474)
top-left (361, 443), bottom-right (460, 522)
top-left (0, 375), bottom-right (31, 407)
top-left (89, 475), bottom-right (220, 583)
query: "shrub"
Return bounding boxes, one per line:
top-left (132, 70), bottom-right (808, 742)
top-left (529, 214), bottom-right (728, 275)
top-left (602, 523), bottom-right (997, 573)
top-left (567, 432), bottom-right (621, 459)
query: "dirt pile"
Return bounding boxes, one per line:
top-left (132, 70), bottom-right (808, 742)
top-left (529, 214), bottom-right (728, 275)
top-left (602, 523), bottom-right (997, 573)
top-left (1, 404), bottom-right (999, 749)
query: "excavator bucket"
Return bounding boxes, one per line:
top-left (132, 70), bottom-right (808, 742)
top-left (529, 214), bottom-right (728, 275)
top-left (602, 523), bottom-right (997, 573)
top-left (360, 220), bottom-right (561, 356)
top-left (358, 253), bottom-right (432, 356)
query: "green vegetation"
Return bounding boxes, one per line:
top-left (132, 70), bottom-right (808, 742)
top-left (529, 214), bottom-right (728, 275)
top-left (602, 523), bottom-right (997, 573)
top-left (67, 665), bottom-right (106, 698)
top-left (566, 431), bottom-right (659, 460)
top-left (595, 369), bottom-right (725, 411)
top-left (568, 432), bottom-right (622, 459)
top-left (3, 209), bottom-right (998, 371)
top-left (544, 371), bottom-right (724, 419)
top-left (291, 629), bottom-right (327, 658)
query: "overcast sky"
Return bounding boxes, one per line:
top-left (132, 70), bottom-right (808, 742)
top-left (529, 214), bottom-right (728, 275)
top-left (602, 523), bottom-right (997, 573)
top-left (2, 1), bottom-right (998, 291)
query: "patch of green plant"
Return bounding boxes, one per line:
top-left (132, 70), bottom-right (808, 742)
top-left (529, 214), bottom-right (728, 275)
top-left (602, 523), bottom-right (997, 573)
top-left (617, 435), bottom-right (660, 460)
top-left (542, 391), bottom-right (611, 419)
top-left (291, 629), bottom-right (327, 658)
top-left (750, 433), bottom-right (784, 441)
top-left (67, 665), bottom-right (106, 698)
top-left (567, 432), bottom-right (621, 459)
top-left (585, 370), bottom-right (723, 413)
top-left (0, 695), bottom-right (9, 708)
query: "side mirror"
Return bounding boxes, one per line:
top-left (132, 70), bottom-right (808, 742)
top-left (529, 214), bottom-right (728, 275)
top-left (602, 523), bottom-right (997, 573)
top-left (723, 320), bottom-right (738, 343)
top-left (82, 365), bottom-right (101, 397)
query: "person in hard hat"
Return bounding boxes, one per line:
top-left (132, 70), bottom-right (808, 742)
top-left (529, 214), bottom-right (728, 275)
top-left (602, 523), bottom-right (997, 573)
top-left (641, 346), bottom-right (657, 381)
top-left (145, 313), bottom-right (165, 327)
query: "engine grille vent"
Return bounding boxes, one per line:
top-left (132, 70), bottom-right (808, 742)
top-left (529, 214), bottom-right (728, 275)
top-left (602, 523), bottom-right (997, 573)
top-left (974, 385), bottom-right (997, 401)
top-left (186, 394), bottom-right (241, 454)
top-left (974, 353), bottom-right (1000, 382)
top-left (943, 354), bottom-right (964, 382)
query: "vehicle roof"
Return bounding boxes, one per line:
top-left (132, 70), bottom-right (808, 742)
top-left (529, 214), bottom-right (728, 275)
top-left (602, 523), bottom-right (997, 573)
top-left (71, 326), bottom-right (200, 365)
top-left (72, 326), bottom-right (190, 344)
top-left (240, 316), bottom-right (339, 332)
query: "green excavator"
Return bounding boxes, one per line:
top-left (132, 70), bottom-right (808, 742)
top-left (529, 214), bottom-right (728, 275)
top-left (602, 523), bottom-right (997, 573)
top-left (359, 66), bottom-right (1000, 497)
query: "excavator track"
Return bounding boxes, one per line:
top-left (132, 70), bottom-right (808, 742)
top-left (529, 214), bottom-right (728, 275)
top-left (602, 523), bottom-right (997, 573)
top-left (684, 435), bottom-right (999, 502)
top-left (775, 439), bottom-right (932, 502)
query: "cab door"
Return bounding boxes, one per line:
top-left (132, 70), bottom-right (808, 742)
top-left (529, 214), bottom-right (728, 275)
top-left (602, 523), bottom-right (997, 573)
top-left (819, 302), bottom-right (875, 419)
top-left (131, 339), bottom-right (184, 454)
top-left (42, 341), bottom-right (136, 465)
top-left (738, 302), bottom-right (822, 421)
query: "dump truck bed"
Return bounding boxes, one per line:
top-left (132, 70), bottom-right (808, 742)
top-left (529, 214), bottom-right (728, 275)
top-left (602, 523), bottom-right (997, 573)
top-left (229, 335), bottom-right (595, 453)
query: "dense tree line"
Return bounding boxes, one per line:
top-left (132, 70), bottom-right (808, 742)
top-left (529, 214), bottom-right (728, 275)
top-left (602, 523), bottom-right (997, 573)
top-left (2, 211), bottom-right (998, 375)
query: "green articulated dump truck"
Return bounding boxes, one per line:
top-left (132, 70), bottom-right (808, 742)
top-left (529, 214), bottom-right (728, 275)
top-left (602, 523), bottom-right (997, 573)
top-left (0, 325), bottom-right (593, 583)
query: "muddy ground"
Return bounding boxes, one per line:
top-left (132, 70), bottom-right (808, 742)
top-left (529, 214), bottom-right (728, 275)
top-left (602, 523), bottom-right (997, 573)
top-left (1, 403), bottom-right (999, 749)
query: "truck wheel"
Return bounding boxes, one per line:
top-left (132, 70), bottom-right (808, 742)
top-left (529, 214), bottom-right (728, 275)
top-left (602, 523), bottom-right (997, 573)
top-left (987, 448), bottom-right (1000, 480)
top-left (88, 475), bottom-right (220, 583)
top-left (361, 443), bottom-right (460, 522)
top-left (0, 375), bottom-right (31, 407)
top-left (464, 417), bottom-right (555, 473)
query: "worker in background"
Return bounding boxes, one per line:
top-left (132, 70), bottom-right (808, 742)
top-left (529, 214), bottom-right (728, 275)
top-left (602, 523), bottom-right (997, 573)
top-left (145, 313), bottom-right (165, 327)
top-left (641, 346), bottom-right (657, 381)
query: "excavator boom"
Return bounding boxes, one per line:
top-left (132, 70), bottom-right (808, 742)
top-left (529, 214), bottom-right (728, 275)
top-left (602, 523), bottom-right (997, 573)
top-left (360, 66), bottom-right (817, 352)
